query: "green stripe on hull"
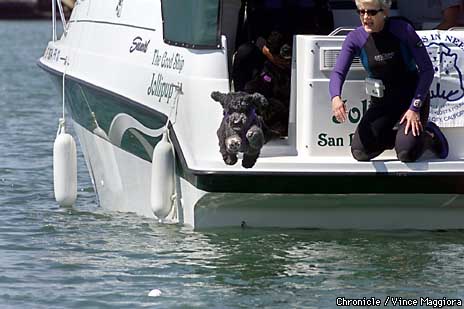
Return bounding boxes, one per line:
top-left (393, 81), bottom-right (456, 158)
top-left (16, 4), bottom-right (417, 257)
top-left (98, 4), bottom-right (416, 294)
top-left (49, 74), bottom-right (167, 162)
top-left (183, 173), bottom-right (464, 194)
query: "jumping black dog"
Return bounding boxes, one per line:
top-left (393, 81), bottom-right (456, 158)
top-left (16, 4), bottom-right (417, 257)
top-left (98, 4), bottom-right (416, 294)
top-left (211, 91), bottom-right (268, 168)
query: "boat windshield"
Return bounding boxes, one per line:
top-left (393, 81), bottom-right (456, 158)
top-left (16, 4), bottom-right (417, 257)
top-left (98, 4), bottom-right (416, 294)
top-left (161, 0), bottom-right (221, 49)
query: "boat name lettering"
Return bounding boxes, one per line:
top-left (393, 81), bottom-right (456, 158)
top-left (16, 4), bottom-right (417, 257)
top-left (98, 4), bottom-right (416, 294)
top-left (130, 36), bottom-right (150, 53)
top-left (44, 46), bottom-right (61, 62)
top-left (332, 99), bottom-right (368, 125)
top-left (317, 133), bottom-right (355, 147)
top-left (151, 49), bottom-right (185, 73)
top-left (319, 99), bottom-right (368, 148)
top-left (147, 73), bottom-right (182, 103)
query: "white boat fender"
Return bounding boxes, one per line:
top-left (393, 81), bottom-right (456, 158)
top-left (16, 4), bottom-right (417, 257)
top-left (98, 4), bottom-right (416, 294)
top-left (53, 120), bottom-right (77, 207)
top-left (150, 132), bottom-right (175, 219)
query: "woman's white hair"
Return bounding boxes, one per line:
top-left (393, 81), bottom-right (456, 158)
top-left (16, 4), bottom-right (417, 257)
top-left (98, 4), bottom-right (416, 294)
top-left (354, 0), bottom-right (392, 10)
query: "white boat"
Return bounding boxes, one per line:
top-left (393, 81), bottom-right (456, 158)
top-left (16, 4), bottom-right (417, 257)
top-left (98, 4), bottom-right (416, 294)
top-left (38, 0), bottom-right (464, 229)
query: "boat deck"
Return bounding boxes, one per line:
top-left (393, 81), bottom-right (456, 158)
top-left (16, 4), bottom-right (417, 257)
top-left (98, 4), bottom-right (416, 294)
top-left (185, 137), bottom-right (464, 174)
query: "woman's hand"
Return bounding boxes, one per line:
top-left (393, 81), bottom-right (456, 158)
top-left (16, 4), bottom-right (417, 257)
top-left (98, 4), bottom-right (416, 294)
top-left (332, 96), bottom-right (347, 123)
top-left (400, 109), bottom-right (423, 136)
top-left (262, 46), bottom-right (289, 69)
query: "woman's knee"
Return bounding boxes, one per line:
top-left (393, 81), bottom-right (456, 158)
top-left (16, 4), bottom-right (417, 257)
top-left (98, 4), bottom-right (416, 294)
top-left (396, 149), bottom-right (420, 162)
top-left (351, 148), bottom-right (373, 161)
top-left (394, 125), bottom-right (424, 162)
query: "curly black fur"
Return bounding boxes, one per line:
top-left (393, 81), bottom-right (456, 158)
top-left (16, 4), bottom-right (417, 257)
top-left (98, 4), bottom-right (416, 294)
top-left (211, 91), bottom-right (268, 168)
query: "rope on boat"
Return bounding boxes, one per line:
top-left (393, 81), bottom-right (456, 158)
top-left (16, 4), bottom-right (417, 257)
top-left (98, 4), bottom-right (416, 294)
top-left (61, 58), bottom-right (67, 131)
top-left (56, 0), bottom-right (68, 36)
top-left (52, 0), bottom-right (68, 40)
top-left (165, 84), bottom-right (183, 128)
top-left (52, 0), bottom-right (56, 40)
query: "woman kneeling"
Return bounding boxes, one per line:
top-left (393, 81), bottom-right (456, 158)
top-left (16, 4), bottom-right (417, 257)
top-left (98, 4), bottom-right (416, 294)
top-left (329, 0), bottom-right (448, 162)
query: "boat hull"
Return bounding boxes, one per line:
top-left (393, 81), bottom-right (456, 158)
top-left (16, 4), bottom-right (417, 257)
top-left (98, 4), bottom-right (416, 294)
top-left (194, 193), bottom-right (464, 229)
top-left (73, 120), bottom-right (464, 230)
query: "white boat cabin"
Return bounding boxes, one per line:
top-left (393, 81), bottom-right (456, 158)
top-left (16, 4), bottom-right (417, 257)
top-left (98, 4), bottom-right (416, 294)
top-left (172, 0), bottom-right (464, 162)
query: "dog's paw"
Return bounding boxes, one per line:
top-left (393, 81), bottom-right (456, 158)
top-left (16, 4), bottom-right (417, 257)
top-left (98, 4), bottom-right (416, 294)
top-left (224, 154), bottom-right (238, 165)
top-left (242, 153), bottom-right (258, 168)
top-left (225, 135), bottom-right (242, 154)
top-left (246, 126), bottom-right (264, 150)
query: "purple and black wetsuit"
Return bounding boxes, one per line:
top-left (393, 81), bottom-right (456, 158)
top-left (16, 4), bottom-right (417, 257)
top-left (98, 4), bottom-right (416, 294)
top-left (329, 17), bottom-right (435, 162)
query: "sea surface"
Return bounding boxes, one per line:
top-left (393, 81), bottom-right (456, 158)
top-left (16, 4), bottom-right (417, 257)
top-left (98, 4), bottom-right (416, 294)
top-left (2, 20), bottom-right (464, 309)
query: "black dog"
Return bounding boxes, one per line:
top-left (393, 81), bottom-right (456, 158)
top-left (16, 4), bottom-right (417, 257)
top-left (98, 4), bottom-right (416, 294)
top-left (244, 31), bottom-right (292, 137)
top-left (211, 91), bottom-right (268, 168)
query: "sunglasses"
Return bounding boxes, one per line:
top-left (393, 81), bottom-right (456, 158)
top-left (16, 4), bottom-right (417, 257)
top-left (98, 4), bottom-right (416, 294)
top-left (356, 8), bottom-right (384, 16)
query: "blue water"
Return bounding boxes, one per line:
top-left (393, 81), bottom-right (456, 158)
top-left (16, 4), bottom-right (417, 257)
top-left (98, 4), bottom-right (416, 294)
top-left (2, 20), bottom-right (464, 308)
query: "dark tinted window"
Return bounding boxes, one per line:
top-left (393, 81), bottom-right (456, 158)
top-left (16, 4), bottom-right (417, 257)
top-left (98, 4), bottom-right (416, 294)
top-left (162, 0), bottom-right (221, 49)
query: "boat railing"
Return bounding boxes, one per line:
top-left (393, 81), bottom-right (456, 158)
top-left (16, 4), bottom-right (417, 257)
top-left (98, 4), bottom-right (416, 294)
top-left (449, 27), bottom-right (464, 31)
top-left (52, 0), bottom-right (68, 41)
top-left (328, 27), bottom-right (355, 36)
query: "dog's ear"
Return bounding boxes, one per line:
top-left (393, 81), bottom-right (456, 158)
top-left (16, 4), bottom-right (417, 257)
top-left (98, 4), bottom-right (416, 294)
top-left (248, 93), bottom-right (269, 110)
top-left (211, 91), bottom-right (227, 107)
